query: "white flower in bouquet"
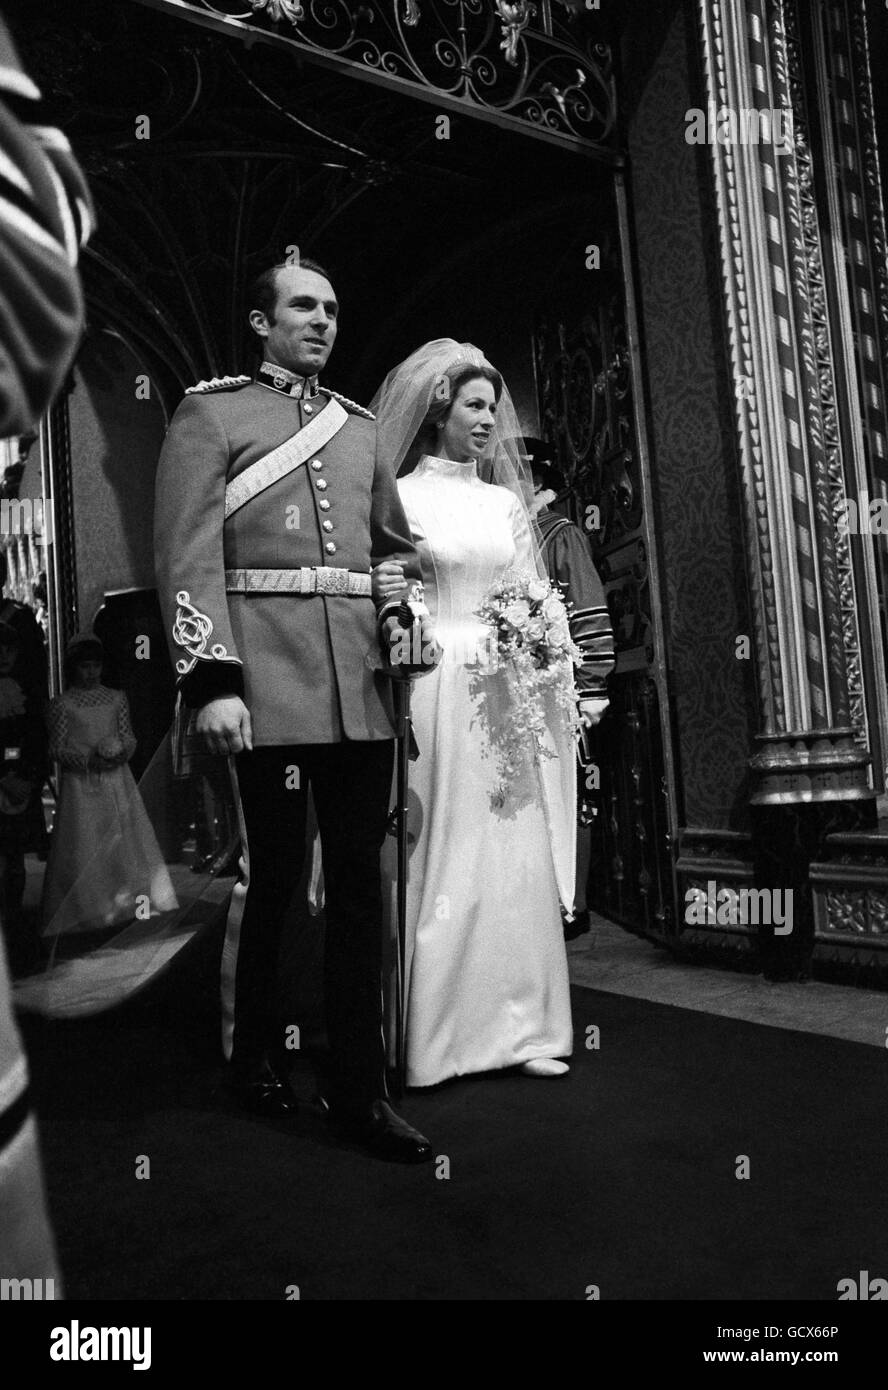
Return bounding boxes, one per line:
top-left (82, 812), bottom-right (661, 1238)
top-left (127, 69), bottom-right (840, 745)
top-left (473, 572), bottom-right (582, 803)
top-left (97, 737), bottom-right (123, 761)
top-left (502, 599), bottom-right (531, 631)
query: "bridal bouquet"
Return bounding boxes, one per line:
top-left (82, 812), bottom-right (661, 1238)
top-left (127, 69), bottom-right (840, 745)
top-left (474, 572), bottom-right (582, 800)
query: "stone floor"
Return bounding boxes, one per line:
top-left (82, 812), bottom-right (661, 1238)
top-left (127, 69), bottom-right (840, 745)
top-left (567, 914), bottom-right (888, 1049)
top-left (23, 843), bottom-right (888, 1049)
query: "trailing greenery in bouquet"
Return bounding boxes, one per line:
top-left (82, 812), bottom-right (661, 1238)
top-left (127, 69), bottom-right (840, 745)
top-left (473, 570), bottom-right (582, 802)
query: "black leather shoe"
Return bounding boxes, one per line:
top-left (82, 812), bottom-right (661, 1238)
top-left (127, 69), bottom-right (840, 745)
top-left (564, 909), bottom-right (591, 941)
top-left (228, 1056), bottom-right (299, 1119)
top-left (328, 1099), bottom-right (433, 1164)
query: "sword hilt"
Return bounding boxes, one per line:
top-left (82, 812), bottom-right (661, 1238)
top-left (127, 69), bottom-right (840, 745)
top-left (397, 580), bottom-right (429, 628)
top-left (388, 582), bottom-right (431, 676)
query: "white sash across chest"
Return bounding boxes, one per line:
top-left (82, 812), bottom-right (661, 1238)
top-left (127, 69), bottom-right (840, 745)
top-left (224, 397), bottom-right (348, 519)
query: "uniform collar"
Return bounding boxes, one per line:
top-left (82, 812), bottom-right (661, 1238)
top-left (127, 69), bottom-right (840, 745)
top-left (256, 360), bottom-right (321, 399)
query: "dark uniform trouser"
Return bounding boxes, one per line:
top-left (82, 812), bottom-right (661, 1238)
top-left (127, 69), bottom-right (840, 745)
top-left (231, 738), bottom-right (394, 1110)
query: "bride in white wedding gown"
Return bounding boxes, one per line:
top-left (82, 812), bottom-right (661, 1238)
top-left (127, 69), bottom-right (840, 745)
top-left (373, 341), bottom-right (577, 1088)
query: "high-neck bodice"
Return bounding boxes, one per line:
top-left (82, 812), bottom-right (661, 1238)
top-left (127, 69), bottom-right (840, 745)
top-left (412, 453), bottom-right (481, 482)
top-left (398, 456), bottom-right (527, 634)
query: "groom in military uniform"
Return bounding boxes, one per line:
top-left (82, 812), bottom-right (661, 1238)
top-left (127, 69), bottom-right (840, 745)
top-left (154, 256), bottom-right (436, 1162)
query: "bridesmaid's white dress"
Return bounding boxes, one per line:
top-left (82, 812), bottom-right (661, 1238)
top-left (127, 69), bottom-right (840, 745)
top-left (384, 454), bottom-right (576, 1088)
top-left (41, 687), bottom-right (178, 936)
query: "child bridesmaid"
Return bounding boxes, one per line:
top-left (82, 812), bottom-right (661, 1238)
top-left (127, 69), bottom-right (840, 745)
top-left (41, 632), bottom-right (177, 937)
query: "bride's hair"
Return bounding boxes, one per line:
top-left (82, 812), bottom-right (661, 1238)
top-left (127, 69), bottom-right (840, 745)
top-left (408, 362), bottom-right (504, 466)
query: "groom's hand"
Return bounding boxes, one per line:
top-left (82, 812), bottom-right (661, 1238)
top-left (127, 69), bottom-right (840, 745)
top-left (196, 696), bottom-right (254, 755)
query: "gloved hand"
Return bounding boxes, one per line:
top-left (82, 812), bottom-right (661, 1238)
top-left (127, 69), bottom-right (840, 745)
top-left (578, 697), bottom-right (609, 727)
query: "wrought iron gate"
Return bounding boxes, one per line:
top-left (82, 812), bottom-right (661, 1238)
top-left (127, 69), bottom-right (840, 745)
top-left (533, 207), bottom-right (678, 939)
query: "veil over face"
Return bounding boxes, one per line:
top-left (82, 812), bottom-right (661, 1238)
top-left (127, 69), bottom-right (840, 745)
top-left (370, 338), bottom-right (547, 580)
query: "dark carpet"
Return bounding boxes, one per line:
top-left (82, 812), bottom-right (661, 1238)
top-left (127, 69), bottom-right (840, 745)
top-left (18, 932), bottom-right (888, 1301)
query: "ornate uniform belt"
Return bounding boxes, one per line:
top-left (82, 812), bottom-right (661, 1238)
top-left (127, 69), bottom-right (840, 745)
top-left (224, 566), bottom-right (372, 597)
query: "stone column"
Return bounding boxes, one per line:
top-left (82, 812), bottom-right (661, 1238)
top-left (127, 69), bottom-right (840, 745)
top-left (696, 0), bottom-right (880, 974)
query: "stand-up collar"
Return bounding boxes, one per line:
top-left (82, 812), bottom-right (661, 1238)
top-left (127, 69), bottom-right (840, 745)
top-left (256, 360), bottom-right (321, 399)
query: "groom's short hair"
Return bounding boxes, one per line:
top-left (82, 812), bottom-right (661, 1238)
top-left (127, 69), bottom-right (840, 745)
top-left (249, 256), bottom-right (334, 327)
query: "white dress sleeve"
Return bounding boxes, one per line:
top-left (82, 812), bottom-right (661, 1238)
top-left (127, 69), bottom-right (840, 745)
top-left (508, 493), bottom-right (537, 575)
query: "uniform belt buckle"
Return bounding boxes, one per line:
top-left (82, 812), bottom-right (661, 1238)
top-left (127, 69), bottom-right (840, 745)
top-left (314, 566), bottom-right (349, 595)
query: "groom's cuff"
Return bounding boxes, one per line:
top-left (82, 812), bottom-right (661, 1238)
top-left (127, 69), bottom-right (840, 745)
top-left (180, 660), bottom-right (245, 709)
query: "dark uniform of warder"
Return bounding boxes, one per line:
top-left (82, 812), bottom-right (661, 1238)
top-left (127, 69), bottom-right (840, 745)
top-left (530, 443), bottom-right (616, 939)
top-left (536, 510), bottom-right (615, 698)
top-left (154, 360), bottom-right (422, 1118)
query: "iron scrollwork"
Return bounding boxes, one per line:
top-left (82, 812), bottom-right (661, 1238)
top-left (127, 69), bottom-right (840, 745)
top-left (536, 312), bottom-right (644, 566)
top-left (186, 1), bottom-right (617, 148)
top-left (247, 0), bottom-right (305, 22)
top-left (494, 1), bottom-right (535, 66)
top-left (535, 303), bottom-right (671, 936)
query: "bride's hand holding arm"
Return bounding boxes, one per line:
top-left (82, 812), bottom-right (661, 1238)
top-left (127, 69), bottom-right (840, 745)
top-left (371, 559), bottom-right (408, 604)
top-left (368, 429), bottom-right (444, 670)
top-left (373, 557), bottom-right (442, 672)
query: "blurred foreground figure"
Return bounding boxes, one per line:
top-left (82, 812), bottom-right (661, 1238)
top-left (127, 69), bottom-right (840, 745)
top-left (0, 11), bottom-right (93, 1288)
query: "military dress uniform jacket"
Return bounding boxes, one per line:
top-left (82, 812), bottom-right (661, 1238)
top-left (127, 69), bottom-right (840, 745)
top-left (154, 374), bottom-right (421, 746)
top-left (537, 508), bottom-right (616, 696)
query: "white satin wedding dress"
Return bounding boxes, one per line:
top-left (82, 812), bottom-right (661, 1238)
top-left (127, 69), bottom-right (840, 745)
top-left (384, 453), bottom-right (576, 1088)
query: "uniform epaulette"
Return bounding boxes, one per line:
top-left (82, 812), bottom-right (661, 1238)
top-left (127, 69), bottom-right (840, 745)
top-left (322, 388), bottom-right (376, 421)
top-left (185, 374), bottom-right (252, 395)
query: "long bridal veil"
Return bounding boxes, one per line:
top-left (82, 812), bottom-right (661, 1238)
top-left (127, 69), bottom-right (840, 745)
top-left (371, 338), bottom-right (546, 572)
